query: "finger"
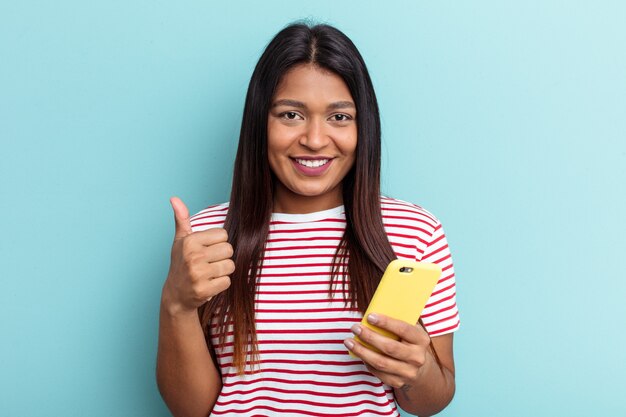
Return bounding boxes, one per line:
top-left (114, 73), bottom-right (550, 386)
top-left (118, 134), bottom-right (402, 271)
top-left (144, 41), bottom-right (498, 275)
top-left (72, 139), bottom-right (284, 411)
top-left (194, 276), bottom-right (232, 300)
top-left (366, 313), bottom-right (431, 346)
top-left (170, 196), bottom-right (192, 239)
top-left (207, 259), bottom-right (236, 278)
top-left (351, 323), bottom-right (412, 361)
top-left (364, 364), bottom-right (406, 390)
top-left (187, 258), bottom-right (235, 282)
top-left (202, 242), bottom-right (234, 263)
top-left (189, 227), bottom-right (230, 247)
top-left (344, 337), bottom-right (407, 377)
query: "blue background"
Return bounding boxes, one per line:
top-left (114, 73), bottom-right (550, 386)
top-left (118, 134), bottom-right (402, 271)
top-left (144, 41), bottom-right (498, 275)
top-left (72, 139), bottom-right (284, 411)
top-left (1, 1), bottom-right (625, 416)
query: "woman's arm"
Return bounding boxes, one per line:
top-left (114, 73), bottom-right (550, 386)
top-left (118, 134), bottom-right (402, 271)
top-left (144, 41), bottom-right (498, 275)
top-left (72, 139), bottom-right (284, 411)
top-left (156, 303), bottom-right (222, 417)
top-left (344, 314), bottom-right (456, 417)
top-left (156, 198), bottom-right (234, 417)
top-left (392, 333), bottom-right (455, 416)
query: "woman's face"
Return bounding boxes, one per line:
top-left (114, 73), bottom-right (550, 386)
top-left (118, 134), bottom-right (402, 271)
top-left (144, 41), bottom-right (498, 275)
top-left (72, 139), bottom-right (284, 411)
top-left (267, 64), bottom-right (357, 213)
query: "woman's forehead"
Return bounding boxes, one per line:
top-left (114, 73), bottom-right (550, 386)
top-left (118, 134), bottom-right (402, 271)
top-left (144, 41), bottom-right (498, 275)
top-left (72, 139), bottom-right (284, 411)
top-left (273, 64), bottom-right (354, 105)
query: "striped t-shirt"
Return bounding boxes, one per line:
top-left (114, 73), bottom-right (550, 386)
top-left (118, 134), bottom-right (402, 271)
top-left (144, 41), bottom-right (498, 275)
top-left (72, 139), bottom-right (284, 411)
top-left (189, 196), bottom-right (460, 417)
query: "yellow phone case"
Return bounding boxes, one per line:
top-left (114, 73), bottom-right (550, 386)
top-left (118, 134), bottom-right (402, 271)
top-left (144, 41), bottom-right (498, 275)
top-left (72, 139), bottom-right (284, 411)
top-left (355, 259), bottom-right (441, 353)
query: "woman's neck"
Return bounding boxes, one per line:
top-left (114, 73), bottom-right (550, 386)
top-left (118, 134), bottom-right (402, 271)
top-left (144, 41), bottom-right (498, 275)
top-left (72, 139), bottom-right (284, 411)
top-left (272, 184), bottom-right (343, 214)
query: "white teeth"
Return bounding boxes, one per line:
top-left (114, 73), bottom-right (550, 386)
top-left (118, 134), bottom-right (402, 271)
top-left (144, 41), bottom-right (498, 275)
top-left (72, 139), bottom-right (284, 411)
top-left (295, 158), bottom-right (329, 168)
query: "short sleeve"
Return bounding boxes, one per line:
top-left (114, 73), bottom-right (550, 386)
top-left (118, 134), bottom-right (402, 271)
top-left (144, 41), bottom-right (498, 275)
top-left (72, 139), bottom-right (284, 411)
top-left (189, 203), bottom-right (229, 232)
top-left (418, 221), bottom-right (460, 336)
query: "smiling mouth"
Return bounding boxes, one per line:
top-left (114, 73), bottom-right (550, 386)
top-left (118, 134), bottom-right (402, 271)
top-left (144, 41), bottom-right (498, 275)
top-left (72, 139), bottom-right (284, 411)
top-left (294, 158), bottom-right (330, 168)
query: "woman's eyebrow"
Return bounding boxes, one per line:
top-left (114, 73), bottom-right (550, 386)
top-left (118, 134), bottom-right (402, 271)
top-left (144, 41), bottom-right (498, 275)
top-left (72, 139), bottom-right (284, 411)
top-left (327, 101), bottom-right (355, 110)
top-left (271, 99), bottom-right (355, 110)
top-left (272, 99), bottom-right (306, 108)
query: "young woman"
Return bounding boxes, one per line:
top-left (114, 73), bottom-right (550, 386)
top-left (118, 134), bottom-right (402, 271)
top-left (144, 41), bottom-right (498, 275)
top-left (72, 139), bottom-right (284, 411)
top-left (157, 23), bottom-right (460, 417)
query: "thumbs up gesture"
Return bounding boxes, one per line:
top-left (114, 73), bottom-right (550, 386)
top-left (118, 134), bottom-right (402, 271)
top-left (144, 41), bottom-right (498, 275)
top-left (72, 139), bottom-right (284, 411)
top-left (161, 197), bottom-right (234, 316)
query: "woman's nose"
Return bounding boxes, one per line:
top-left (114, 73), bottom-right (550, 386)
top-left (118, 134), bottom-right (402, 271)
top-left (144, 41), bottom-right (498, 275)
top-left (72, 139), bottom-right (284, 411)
top-left (299, 118), bottom-right (329, 150)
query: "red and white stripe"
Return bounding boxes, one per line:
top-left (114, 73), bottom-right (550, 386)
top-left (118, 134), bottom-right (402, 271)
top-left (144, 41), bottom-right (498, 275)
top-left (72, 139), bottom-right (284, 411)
top-left (189, 197), bottom-right (459, 416)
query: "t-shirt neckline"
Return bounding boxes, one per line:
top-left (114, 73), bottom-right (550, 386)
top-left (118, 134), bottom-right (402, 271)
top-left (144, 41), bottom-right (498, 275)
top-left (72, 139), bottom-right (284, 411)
top-left (271, 205), bottom-right (345, 223)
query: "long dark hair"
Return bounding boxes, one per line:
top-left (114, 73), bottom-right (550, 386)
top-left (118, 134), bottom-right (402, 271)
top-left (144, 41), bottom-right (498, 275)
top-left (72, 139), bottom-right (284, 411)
top-left (199, 22), bottom-right (397, 373)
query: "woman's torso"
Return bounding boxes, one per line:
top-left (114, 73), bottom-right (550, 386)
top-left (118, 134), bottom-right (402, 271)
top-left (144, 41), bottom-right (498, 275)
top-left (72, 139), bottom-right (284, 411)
top-left (189, 197), bottom-right (459, 417)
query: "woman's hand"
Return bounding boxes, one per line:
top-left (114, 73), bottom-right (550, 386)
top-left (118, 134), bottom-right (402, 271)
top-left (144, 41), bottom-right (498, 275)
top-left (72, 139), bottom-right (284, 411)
top-left (161, 197), bottom-right (235, 316)
top-left (344, 313), bottom-right (434, 390)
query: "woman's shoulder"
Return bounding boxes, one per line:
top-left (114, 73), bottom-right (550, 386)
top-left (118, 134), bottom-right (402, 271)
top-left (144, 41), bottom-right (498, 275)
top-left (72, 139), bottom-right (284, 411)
top-left (380, 196), bottom-right (441, 230)
top-left (189, 202), bottom-right (229, 232)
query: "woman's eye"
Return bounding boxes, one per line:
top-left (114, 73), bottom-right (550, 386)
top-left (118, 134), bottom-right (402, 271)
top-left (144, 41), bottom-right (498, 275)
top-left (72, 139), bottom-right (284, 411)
top-left (331, 114), bottom-right (351, 122)
top-left (282, 112), bottom-right (300, 120)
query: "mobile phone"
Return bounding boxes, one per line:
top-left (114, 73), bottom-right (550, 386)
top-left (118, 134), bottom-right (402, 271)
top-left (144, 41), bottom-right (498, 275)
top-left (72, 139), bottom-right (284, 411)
top-left (354, 259), bottom-right (441, 353)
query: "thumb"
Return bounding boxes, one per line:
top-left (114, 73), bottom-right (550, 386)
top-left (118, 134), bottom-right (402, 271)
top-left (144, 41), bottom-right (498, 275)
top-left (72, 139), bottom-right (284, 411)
top-left (170, 196), bottom-right (193, 239)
